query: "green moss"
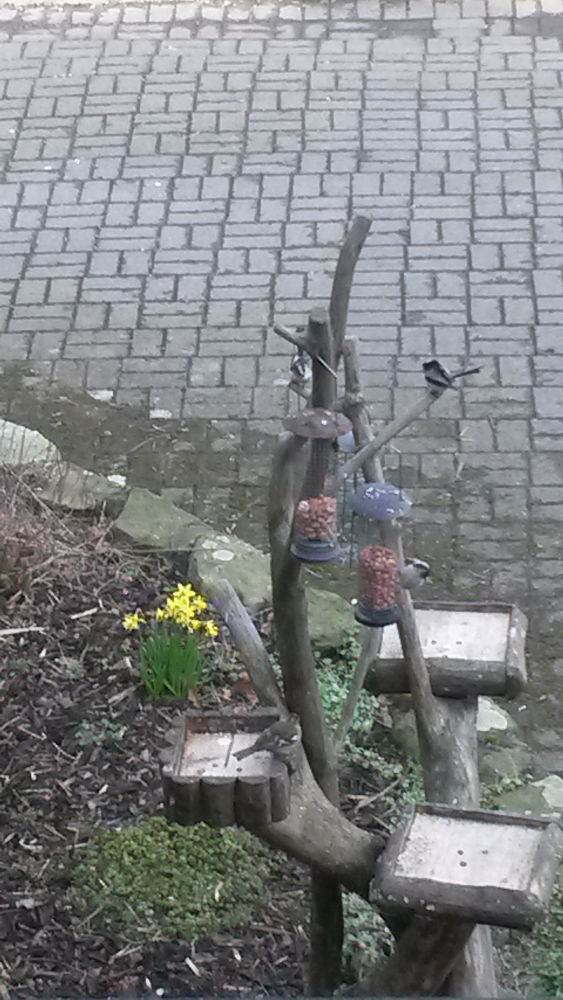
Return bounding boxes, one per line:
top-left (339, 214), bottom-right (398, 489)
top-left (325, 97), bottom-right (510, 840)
top-left (72, 816), bottom-right (269, 940)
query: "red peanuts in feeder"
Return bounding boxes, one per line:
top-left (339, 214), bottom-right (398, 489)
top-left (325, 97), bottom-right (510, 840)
top-left (359, 545), bottom-right (398, 610)
top-left (294, 495), bottom-right (338, 543)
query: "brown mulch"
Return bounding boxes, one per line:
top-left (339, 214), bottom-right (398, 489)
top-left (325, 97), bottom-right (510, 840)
top-left (0, 467), bottom-right (398, 1000)
top-left (0, 469), bottom-right (310, 999)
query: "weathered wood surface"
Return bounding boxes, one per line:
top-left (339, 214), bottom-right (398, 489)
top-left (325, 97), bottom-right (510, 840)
top-left (301, 309), bottom-right (344, 993)
top-left (329, 215), bottom-right (373, 360)
top-left (270, 309), bottom-right (344, 994)
top-left (160, 711), bottom-right (292, 827)
top-left (371, 804), bottom-right (563, 931)
top-left (362, 915), bottom-right (474, 997)
top-left (365, 603), bottom-right (527, 699)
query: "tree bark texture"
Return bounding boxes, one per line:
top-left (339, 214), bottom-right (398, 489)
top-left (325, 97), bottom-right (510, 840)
top-left (363, 917), bottom-right (474, 997)
top-left (309, 870), bottom-right (345, 996)
top-left (268, 312), bottom-right (344, 994)
top-left (256, 755), bottom-right (384, 897)
top-left (329, 215), bottom-right (372, 361)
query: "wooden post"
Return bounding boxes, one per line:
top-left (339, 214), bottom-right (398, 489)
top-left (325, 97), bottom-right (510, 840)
top-left (269, 311), bottom-right (344, 995)
top-left (303, 309), bottom-right (344, 995)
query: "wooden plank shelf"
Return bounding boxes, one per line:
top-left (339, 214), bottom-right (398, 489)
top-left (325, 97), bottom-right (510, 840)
top-left (160, 708), bottom-right (292, 829)
top-left (366, 601), bottom-right (527, 698)
top-left (370, 803), bottom-right (562, 931)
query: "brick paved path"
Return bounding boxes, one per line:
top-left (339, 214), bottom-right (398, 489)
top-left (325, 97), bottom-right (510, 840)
top-left (1, 0), bottom-right (563, 767)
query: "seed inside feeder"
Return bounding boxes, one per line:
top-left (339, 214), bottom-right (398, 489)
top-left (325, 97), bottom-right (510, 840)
top-left (294, 495), bottom-right (338, 543)
top-left (359, 545), bottom-right (398, 610)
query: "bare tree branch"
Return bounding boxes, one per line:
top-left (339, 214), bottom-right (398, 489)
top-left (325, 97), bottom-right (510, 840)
top-left (334, 628), bottom-right (382, 753)
top-left (338, 388), bottom-right (438, 485)
top-left (190, 569), bottom-right (286, 713)
top-left (256, 754), bottom-right (384, 898)
top-left (330, 215), bottom-right (373, 360)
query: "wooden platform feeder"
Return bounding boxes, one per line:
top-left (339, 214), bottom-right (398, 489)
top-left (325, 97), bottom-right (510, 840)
top-left (160, 709), bottom-right (292, 829)
top-left (370, 803), bottom-right (562, 931)
top-left (366, 601), bottom-right (527, 699)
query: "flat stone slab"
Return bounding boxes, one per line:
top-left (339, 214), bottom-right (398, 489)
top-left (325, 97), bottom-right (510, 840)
top-left (38, 463), bottom-right (129, 517)
top-left (112, 487), bottom-right (211, 551)
top-left (0, 419), bottom-right (61, 467)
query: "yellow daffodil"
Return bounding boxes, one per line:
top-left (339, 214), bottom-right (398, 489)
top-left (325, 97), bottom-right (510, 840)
top-left (124, 584), bottom-right (217, 639)
top-left (122, 611), bottom-right (146, 631)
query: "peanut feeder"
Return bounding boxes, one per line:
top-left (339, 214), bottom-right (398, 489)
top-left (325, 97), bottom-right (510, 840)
top-left (284, 408), bottom-right (352, 564)
top-left (350, 482), bottom-right (411, 626)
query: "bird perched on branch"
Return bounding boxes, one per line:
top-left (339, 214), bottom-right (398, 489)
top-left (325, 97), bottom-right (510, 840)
top-left (399, 559), bottom-right (430, 590)
top-left (423, 359), bottom-right (481, 396)
top-left (234, 714), bottom-right (302, 771)
top-left (289, 346), bottom-right (312, 383)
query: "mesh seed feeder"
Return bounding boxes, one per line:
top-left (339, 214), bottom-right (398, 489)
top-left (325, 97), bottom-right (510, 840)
top-left (284, 408), bottom-right (352, 563)
top-left (350, 482), bottom-right (412, 626)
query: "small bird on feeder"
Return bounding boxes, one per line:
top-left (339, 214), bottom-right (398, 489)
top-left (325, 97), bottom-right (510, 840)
top-left (234, 714), bottom-right (302, 771)
top-left (399, 559), bottom-right (430, 590)
top-left (423, 359), bottom-right (481, 396)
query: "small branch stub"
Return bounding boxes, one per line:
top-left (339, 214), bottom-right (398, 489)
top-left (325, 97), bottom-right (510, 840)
top-left (160, 709), bottom-right (294, 829)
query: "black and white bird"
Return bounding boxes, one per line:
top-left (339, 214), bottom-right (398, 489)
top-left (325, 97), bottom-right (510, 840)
top-left (289, 346), bottom-right (312, 384)
top-left (399, 559), bottom-right (430, 590)
top-left (423, 359), bottom-right (481, 396)
top-left (234, 714), bottom-right (302, 771)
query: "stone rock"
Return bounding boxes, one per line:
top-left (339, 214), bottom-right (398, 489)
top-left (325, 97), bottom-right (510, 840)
top-left (495, 781), bottom-right (560, 817)
top-left (189, 533), bottom-right (271, 613)
top-left (113, 488), bottom-right (355, 627)
top-left (386, 699), bottom-right (421, 761)
top-left (534, 773), bottom-right (563, 811)
top-left (391, 711), bottom-right (421, 762)
top-left (477, 696), bottom-right (515, 734)
top-left (113, 488), bottom-right (271, 612)
top-left (479, 746), bottom-right (531, 784)
top-left (112, 487), bottom-right (212, 551)
top-left (308, 587), bottom-right (354, 649)
top-left (477, 696), bottom-right (517, 747)
top-left (37, 463), bottom-right (129, 517)
top-left (0, 418), bottom-right (61, 466)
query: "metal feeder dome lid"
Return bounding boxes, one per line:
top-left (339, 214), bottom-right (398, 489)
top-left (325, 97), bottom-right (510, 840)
top-left (283, 408), bottom-right (352, 440)
top-left (350, 482), bottom-right (412, 520)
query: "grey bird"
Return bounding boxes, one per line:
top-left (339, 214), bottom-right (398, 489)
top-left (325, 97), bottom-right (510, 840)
top-left (234, 714), bottom-right (302, 771)
top-left (399, 559), bottom-right (430, 590)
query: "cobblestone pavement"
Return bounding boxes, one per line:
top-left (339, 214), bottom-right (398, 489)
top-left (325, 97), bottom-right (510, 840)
top-left (1, 0), bottom-right (563, 767)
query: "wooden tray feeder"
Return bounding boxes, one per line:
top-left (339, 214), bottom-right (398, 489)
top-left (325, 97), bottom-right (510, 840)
top-left (160, 709), bottom-right (292, 830)
top-left (370, 803), bottom-right (562, 931)
top-left (367, 601), bottom-right (527, 699)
